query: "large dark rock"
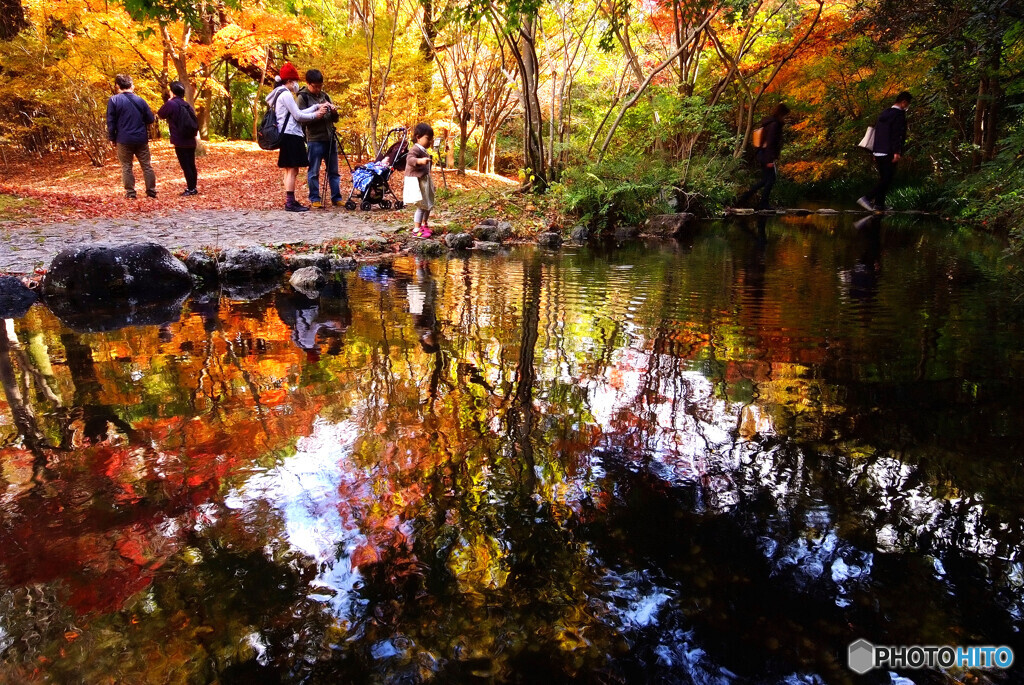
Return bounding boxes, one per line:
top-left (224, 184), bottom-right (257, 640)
top-left (218, 246), bottom-right (286, 282)
top-left (410, 240), bottom-right (445, 257)
top-left (473, 241), bottom-right (502, 252)
top-left (475, 221), bottom-right (512, 243)
top-left (290, 266), bottom-right (327, 299)
top-left (185, 252), bottom-right (219, 284)
top-left (0, 276), bottom-right (38, 319)
top-left (645, 213), bottom-right (695, 237)
top-left (445, 233), bottom-right (474, 250)
top-left (41, 242), bottom-right (192, 302)
top-left (285, 253), bottom-right (332, 271)
top-left (570, 225), bottom-right (590, 244)
top-left (536, 232), bottom-right (562, 248)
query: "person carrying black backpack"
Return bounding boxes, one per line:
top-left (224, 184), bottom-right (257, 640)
top-left (157, 81), bottom-right (200, 196)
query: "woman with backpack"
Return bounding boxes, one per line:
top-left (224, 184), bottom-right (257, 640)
top-left (157, 81), bottom-right (200, 196)
top-left (265, 62), bottom-right (331, 212)
top-left (735, 103), bottom-right (790, 211)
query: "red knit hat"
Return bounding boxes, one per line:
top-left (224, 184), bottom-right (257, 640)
top-left (279, 62), bottom-right (299, 81)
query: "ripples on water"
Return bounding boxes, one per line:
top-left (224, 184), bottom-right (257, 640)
top-left (0, 214), bottom-right (1022, 683)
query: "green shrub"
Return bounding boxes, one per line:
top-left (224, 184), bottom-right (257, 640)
top-left (552, 153), bottom-right (739, 228)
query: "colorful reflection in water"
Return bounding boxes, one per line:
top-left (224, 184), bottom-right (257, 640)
top-left (0, 215), bottom-right (1022, 683)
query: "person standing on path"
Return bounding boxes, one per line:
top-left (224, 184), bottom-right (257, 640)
top-left (736, 103), bottom-right (790, 210)
top-left (157, 81), bottom-right (200, 196)
top-left (106, 74), bottom-right (157, 199)
top-left (858, 91), bottom-right (912, 212)
top-left (296, 69), bottom-right (342, 208)
top-left (266, 62), bottom-right (331, 213)
top-left (404, 123), bottom-right (436, 237)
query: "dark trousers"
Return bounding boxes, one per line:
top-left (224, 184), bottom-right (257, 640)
top-left (174, 146), bottom-right (198, 191)
top-left (739, 163), bottom-right (777, 209)
top-left (867, 155), bottom-right (895, 208)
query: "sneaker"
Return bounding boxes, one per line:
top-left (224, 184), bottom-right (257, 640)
top-left (856, 196), bottom-right (874, 211)
top-left (420, 226), bottom-right (433, 238)
top-left (310, 200), bottom-right (323, 209)
top-left (126, 193), bottom-right (137, 200)
top-left (332, 199), bottom-right (344, 207)
top-left (146, 190), bottom-right (158, 199)
top-left (412, 227), bottom-right (423, 237)
top-left (285, 200), bottom-right (310, 213)
top-left (181, 189), bottom-right (198, 197)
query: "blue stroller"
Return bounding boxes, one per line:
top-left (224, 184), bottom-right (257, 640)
top-left (342, 127), bottom-right (409, 211)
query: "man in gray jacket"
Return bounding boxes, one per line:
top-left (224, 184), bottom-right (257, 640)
top-left (297, 69), bottom-right (342, 208)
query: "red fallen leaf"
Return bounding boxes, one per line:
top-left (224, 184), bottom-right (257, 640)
top-left (350, 543), bottom-right (380, 568)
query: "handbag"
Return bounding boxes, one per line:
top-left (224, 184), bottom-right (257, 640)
top-left (403, 173), bottom-right (423, 203)
top-left (858, 126), bottom-right (875, 150)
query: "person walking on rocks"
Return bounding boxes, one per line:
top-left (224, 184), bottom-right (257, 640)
top-left (266, 62), bottom-right (331, 212)
top-left (106, 74), bottom-right (157, 199)
top-left (736, 103), bottom-right (789, 211)
top-left (858, 91), bottom-right (912, 212)
top-left (404, 123), bottom-right (436, 237)
top-left (297, 69), bottom-right (342, 208)
top-left (157, 81), bottom-right (200, 196)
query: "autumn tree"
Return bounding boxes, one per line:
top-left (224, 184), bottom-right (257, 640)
top-left (0, 0), bottom-right (27, 40)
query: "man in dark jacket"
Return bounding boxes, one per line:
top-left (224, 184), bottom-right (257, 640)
top-left (297, 69), bottom-right (341, 208)
top-left (106, 74), bottom-right (157, 199)
top-left (737, 103), bottom-right (790, 210)
top-left (157, 81), bottom-right (199, 196)
top-left (858, 91), bottom-right (912, 212)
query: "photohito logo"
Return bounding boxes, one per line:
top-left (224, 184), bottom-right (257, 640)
top-left (848, 640), bottom-right (1014, 675)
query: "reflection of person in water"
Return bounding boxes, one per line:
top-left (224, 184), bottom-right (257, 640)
top-left (848, 215), bottom-right (882, 302)
top-left (737, 216), bottom-right (769, 312)
top-left (406, 258), bottom-right (440, 353)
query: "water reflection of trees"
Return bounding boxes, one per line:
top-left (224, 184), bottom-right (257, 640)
top-left (0, 223), bottom-right (1021, 682)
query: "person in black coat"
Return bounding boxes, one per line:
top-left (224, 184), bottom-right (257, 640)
top-left (157, 81), bottom-right (200, 196)
top-left (737, 103), bottom-right (790, 210)
top-left (858, 91), bottom-right (912, 212)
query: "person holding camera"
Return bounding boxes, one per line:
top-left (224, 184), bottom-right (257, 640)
top-left (297, 69), bottom-right (342, 208)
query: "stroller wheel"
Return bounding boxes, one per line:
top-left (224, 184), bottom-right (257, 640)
top-left (380, 199), bottom-right (392, 210)
top-left (360, 201), bottom-right (372, 211)
top-left (344, 200), bottom-right (356, 210)
top-left (394, 201), bottom-right (404, 210)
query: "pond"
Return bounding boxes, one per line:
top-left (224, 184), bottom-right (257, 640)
top-left (0, 214), bottom-right (1022, 684)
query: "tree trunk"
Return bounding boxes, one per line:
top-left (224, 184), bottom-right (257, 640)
top-left (221, 63), bottom-right (233, 138)
top-left (518, 15), bottom-right (547, 191)
top-left (0, 0), bottom-right (26, 40)
top-left (458, 117), bottom-right (468, 175)
top-left (971, 76), bottom-right (988, 170)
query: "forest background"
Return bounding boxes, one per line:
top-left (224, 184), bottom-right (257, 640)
top-left (0, 0), bottom-right (1021, 244)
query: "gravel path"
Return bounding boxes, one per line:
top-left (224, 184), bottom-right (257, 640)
top-left (0, 210), bottom-right (399, 274)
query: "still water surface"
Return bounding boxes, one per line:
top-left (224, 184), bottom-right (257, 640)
top-left (0, 214), bottom-right (1022, 684)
